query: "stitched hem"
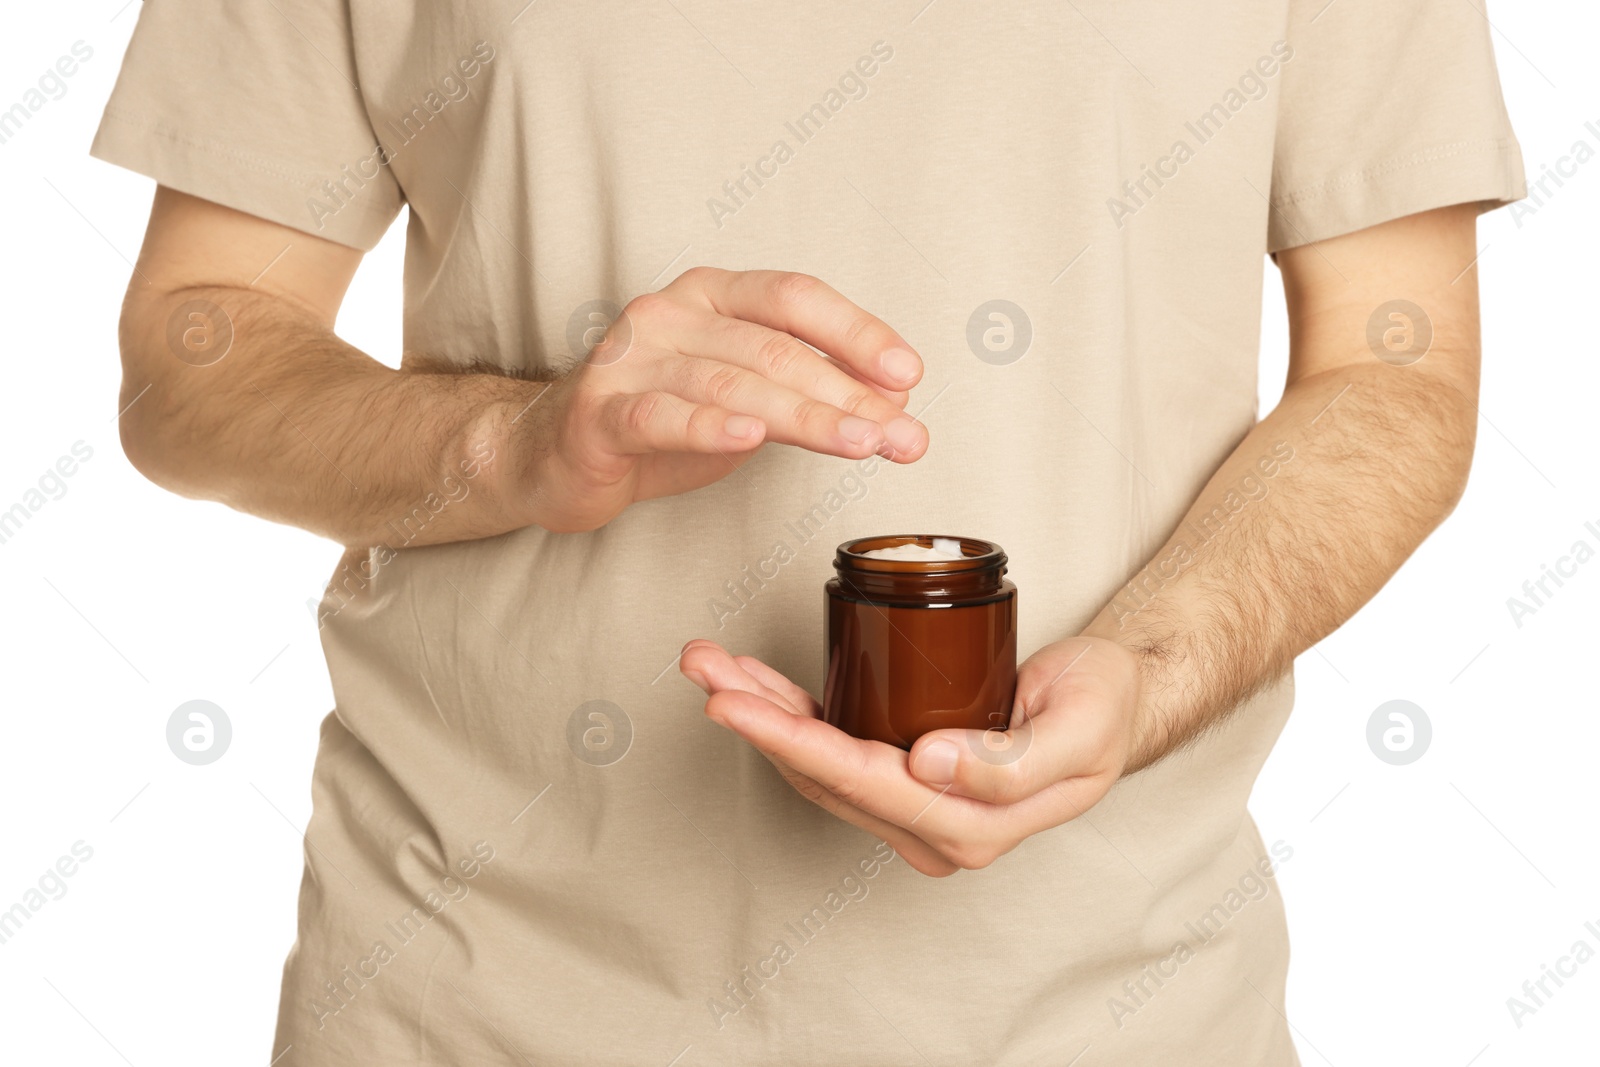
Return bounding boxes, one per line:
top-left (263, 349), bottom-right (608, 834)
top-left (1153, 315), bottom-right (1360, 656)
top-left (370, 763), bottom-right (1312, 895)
top-left (1267, 138), bottom-right (1525, 252)
top-left (100, 105), bottom-right (318, 186)
top-left (91, 108), bottom-right (402, 251)
top-left (1271, 138), bottom-right (1518, 208)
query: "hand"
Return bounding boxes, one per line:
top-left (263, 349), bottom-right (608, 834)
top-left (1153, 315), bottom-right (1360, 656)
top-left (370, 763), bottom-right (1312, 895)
top-left (492, 268), bottom-right (929, 533)
top-left (679, 635), bottom-right (1146, 876)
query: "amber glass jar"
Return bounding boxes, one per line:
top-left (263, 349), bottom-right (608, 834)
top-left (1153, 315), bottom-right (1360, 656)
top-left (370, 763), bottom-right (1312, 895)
top-left (823, 535), bottom-right (1017, 749)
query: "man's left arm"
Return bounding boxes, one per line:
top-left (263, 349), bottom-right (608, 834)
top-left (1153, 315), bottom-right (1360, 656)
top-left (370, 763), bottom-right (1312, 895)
top-left (1082, 201), bottom-right (1481, 774)
top-left (681, 203), bottom-right (1484, 876)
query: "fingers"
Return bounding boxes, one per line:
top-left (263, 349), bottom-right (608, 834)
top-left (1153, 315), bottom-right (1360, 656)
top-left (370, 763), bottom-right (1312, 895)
top-left (666, 312), bottom-right (928, 461)
top-left (906, 714), bottom-right (1093, 807)
top-left (705, 685), bottom-right (984, 870)
top-left (762, 756), bottom-right (960, 878)
top-left (684, 640), bottom-right (1068, 871)
top-left (906, 642), bottom-right (1133, 806)
top-left (679, 639), bottom-right (814, 719)
top-left (596, 392), bottom-right (766, 457)
top-left (632, 450), bottom-right (762, 503)
top-left (705, 686), bottom-right (956, 827)
top-left (680, 634), bottom-right (1137, 874)
top-left (830, 358), bottom-right (911, 408)
top-left (679, 641), bottom-right (827, 724)
top-left (683, 268), bottom-right (924, 394)
top-left (758, 707), bottom-right (1053, 869)
top-left (732, 654), bottom-right (821, 718)
top-left (680, 643), bottom-right (968, 834)
top-left (653, 353), bottom-right (918, 460)
top-left (677, 643), bottom-right (956, 876)
top-left (590, 269), bottom-right (929, 465)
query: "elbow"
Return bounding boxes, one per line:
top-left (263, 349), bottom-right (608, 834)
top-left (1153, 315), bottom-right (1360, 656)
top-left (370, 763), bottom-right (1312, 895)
top-left (115, 310), bottom-right (160, 486)
top-left (114, 291), bottom-right (188, 494)
top-left (1434, 448), bottom-right (1474, 523)
top-left (1428, 385), bottom-right (1480, 522)
top-left (116, 386), bottom-right (168, 489)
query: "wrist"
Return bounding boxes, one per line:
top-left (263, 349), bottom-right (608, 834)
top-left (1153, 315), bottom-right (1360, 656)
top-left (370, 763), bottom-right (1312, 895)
top-left (458, 379), bottom-right (556, 535)
top-left (1081, 610), bottom-right (1193, 775)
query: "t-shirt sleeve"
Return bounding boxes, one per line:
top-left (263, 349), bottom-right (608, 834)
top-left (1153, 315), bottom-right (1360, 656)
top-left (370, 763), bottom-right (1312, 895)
top-left (1267, 0), bottom-right (1526, 253)
top-left (90, 0), bottom-right (402, 251)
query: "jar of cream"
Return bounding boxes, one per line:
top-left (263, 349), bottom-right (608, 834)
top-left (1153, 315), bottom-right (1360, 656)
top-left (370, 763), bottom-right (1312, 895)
top-left (823, 535), bottom-right (1018, 749)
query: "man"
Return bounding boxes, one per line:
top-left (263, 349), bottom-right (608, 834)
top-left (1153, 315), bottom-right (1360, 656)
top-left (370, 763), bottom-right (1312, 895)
top-left (96, 1), bottom-right (1522, 1063)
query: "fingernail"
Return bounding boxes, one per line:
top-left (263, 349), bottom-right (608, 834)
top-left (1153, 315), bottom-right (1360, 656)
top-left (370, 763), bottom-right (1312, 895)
top-left (724, 414), bottom-right (760, 438)
top-left (914, 740), bottom-right (959, 785)
top-left (683, 668), bottom-right (709, 690)
top-left (837, 415), bottom-right (879, 446)
top-left (880, 348), bottom-right (921, 384)
top-left (885, 417), bottom-right (923, 456)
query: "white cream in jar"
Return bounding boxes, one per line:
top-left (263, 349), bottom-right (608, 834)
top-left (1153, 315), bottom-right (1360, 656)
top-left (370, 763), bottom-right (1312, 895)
top-left (859, 537), bottom-right (965, 562)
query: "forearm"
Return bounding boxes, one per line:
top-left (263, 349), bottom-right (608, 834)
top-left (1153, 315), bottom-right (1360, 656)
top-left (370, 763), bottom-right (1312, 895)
top-left (119, 282), bottom-right (540, 548)
top-left (1084, 358), bottom-right (1477, 772)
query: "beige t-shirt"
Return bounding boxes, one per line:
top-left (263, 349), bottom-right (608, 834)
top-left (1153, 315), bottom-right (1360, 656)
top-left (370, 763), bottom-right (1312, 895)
top-left (95, 2), bottom-right (1522, 1063)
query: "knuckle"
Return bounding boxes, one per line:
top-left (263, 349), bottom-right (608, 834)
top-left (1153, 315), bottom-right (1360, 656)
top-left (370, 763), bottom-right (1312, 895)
top-left (840, 311), bottom-right (880, 349)
top-left (686, 404), bottom-right (719, 436)
top-left (822, 745), bottom-right (873, 808)
top-left (825, 771), bottom-right (866, 809)
top-left (942, 839), bottom-right (999, 871)
top-left (699, 364), bottom-right (746, 408)
top-left (771, 271), bottom-right (821, 307)
top-left (788, 396), bottom-right (835, 435)
top-left (755, 333), bottom-right (808, 380)
top-left (791, 775), bottom-right (834, 808)
top-left (623, 290), bottom-right (674, 325)
top-left (624, 391), bottom-right (665, 435)
top-left (674, 264), bottom-right (719, 290)
top-left (833, 382), bottom-right (884, 417)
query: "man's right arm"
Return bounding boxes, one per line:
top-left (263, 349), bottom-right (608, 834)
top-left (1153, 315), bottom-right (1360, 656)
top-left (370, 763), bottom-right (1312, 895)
top-left (118, 188), bottom-right (929, 547)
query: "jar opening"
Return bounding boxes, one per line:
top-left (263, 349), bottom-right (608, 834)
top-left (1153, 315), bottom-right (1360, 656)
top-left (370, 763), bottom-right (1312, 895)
top-left (837, 535), bottom-right (1004, 574)
top-left (829, 534), bottom-right (1012, 608)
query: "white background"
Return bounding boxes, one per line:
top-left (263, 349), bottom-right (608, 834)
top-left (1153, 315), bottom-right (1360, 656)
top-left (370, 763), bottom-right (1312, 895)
top-left (1, 3), bottom-right (1595, 1065)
